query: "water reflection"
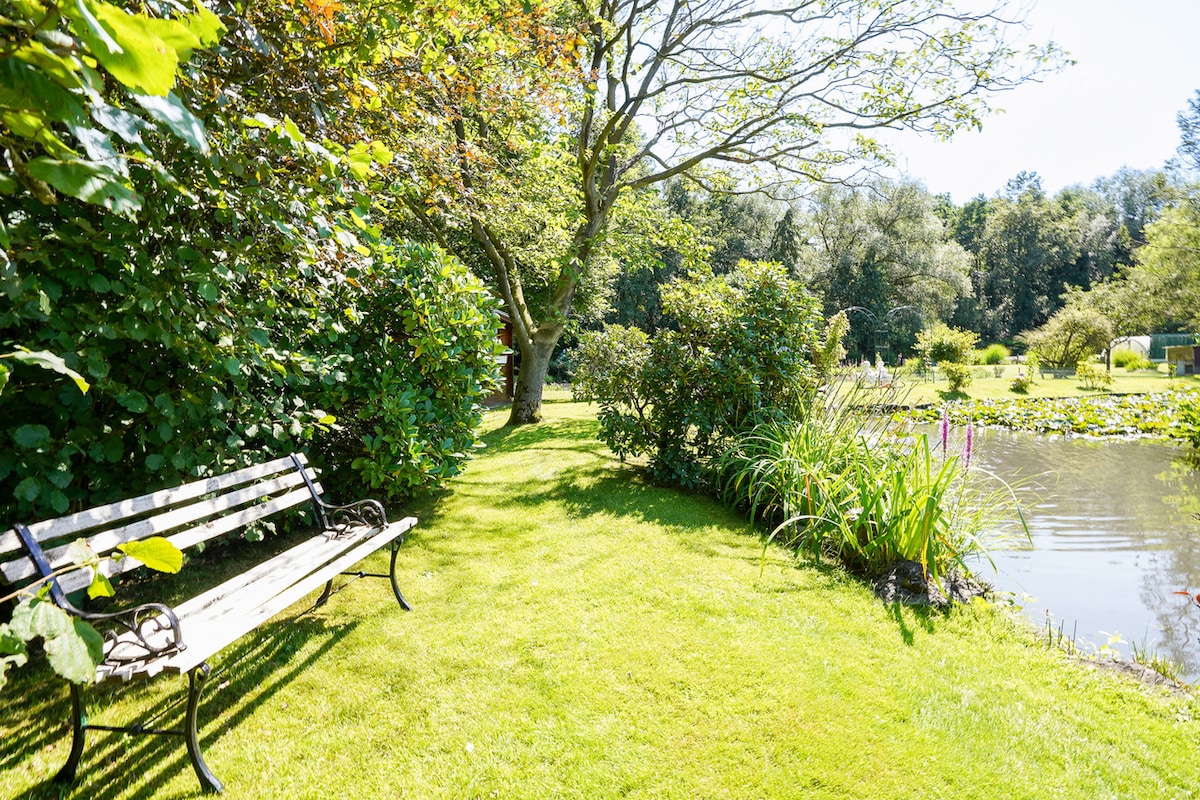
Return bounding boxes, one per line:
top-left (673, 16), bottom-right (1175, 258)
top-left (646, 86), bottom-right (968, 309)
top-left (950, 427), bottom-right (1200, 679)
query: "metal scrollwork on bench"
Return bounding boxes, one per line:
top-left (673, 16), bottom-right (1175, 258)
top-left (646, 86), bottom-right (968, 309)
top-left (316, 498), bottom-right (387, 538)
top-left (83, 602), bottom-right (186, 665)
top-left (11, 523), bottom-right (185, 666)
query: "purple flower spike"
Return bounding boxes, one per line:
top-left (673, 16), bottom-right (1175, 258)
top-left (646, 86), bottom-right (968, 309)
top-left (961, 423), bottom-right (974, 469)
top-left (940, 409), bottom-right (950, 458)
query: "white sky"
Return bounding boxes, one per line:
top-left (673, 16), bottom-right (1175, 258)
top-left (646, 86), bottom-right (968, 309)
top-left (883, 0), bottom-right (1200, 202)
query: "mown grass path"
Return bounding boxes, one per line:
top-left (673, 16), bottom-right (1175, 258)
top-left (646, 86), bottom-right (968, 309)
top-left (4, 400), bottom-right (1199, 799)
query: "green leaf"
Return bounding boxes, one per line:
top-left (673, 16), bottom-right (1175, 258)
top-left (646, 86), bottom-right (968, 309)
top-left (91, 104), bottom-right (147, 147)
top-left (185, 6), bottom-right (226, 47)
top-left (118, 537), bottom-right (182, 573)
top-left (10, 597), bottom-right (73, 640)
top-left (0, 624), bottom-right (27, 658)
top-left (283, 116), bottom-right (304, 144)
top-left (139, 16), bottom-right (202, 61)
top-left (25, 157), bottom-right (142, 215)
top-left (13, 477), bottom-right (41, 503)
top-left (87, 573), bottom-right (115, 599)
top-left (48, 489), bottom-right (70, 514)
top-left (69, 0), bottom-right (179, 96)
top-left (69, 0), bottom-right (123, 57)
top-left (116, 390), bottom-right (148, 413)
top-left (101, 436), bottom-right (124, 462)
top-left (145, 453), bottom-right (166, 470)
top-left (133, 92), bottom-right (210, 154)
top-left (0, 365), bottom-right (8, 395)
top-left (65, 538), bottom-right (97, 566)
top-left (0, 57), bottom-right (88, 124)
top-left (12, 424), bottom-right (52, 450)
top-left (44, 618), bottom-right (103, 684)
top-left (4, 348), bottom-right (91, 393)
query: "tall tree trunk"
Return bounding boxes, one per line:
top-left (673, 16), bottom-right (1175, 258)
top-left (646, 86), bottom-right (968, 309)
top-left (507, 325), bottom-right (562, 425)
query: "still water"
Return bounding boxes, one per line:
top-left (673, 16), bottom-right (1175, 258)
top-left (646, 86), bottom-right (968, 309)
top-left (961, 427), bottom-right (1200, 680)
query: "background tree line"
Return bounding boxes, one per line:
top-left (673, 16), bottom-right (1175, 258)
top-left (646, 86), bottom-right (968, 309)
top-left (600, 140), bottom-right (1197, 366)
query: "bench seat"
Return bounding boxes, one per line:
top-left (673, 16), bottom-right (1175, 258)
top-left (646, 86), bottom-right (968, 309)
top-left (99, 516), bottom-right (414, 680)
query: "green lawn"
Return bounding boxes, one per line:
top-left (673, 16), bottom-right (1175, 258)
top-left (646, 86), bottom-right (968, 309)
top-left (3, 399), bottom-right (1199, 799)
top-left (890, 363), bottom-right (1200, 405)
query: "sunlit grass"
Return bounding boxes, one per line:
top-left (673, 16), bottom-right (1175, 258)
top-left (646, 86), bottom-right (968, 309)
top-left (3, 401), bottom-right (1198, 799)
top-left (896, 363), bottom-right (1200, 405)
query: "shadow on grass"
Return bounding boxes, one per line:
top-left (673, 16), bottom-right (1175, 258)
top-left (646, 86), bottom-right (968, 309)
top-left (2, 525), bottom-right (422, 800)
top-left (480, 416), bottom-right (605, 453)
top-left (936, 389), bottom-right (969, 402)
top-left (8, 613), bottom-right (360, 800)
top-left (883, 600), bottom-right (939, 646)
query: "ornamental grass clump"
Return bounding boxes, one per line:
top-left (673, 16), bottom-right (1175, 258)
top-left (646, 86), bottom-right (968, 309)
top-left (715, 385), bottom-right (1023, 584)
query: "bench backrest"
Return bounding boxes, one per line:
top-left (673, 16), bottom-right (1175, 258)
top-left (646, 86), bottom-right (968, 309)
top-left (1, 454), bottom-right (323, 598)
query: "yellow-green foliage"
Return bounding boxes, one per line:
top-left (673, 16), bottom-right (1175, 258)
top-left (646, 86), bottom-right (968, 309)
top-left (1076, 360), bottom-right (1114, 390)
top-left (941, 361), bottom-right (975, 392)
top-left (1113, 349), bottom-right (1154, 371)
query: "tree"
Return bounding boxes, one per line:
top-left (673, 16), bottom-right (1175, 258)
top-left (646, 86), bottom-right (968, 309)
top-left (1017, 306), bottom-right (1113, 371)
top-left (1117, 201), bottom-right (1200, 331)
top-left (1177, 89), bottom-right (1200, 174)
top-left (974, 173), bottom-right (1079, 340)
top-left (398, 0), bottom-right (1062, 424)
top-left (797, 180), bottom-right (970, 359)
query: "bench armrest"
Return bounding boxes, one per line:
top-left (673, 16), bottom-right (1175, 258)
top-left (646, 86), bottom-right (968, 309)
top-left (79, 602), bottom-right (186, 664)
top-left (316, 498), bottom-right (388, 538)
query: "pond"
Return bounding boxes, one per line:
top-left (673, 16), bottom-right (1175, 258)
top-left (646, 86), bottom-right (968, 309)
top-left (960, 426), bottom-right (1200, 680)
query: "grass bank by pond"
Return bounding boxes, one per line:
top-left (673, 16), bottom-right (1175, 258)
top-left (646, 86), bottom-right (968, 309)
top-left (896, 363), bottom-right (1200, 406)
top-left (3, 400), bottom-right (1199, 799)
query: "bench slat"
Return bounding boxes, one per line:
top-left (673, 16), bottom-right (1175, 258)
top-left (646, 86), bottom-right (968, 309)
top-left (1, 469), bottom-right (321, 585)
top-left (0, 454), bottom-right (308, 556)
top-left (54, 486), bottom-right (318, 596)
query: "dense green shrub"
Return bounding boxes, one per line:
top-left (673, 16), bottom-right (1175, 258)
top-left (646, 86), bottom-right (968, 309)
top-left (941, 362), bottom-right (974, 393)
top-left (977, 343), bottom-right (1011, 365)
top-left (574, 262), bottom-right (825, 487)
top-left (915, 323), bottom-right (979, 365)
top-left (1, 61), bottom-right (499, 520)
top-left (1010, 372), bottom-right (1033, 393)
top-left (318, 243), bottom-right (501, 503)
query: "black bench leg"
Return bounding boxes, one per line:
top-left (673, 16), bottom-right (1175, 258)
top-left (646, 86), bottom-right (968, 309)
top-left (389, 543), bottom-right (412, 611)
top-left (52, 681), bottom-right (87, 785)
top-left (314, 580), bottom-right (334, 608)
top-left (186, 664), bottom-right (224, 794)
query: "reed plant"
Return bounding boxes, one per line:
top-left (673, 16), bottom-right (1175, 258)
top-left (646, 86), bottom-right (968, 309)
top-left (715, 383), bottom-right (1025, 584)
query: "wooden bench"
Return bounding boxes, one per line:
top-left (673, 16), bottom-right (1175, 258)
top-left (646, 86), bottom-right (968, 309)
top-left (0, 453), bottom-right (416, 794)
